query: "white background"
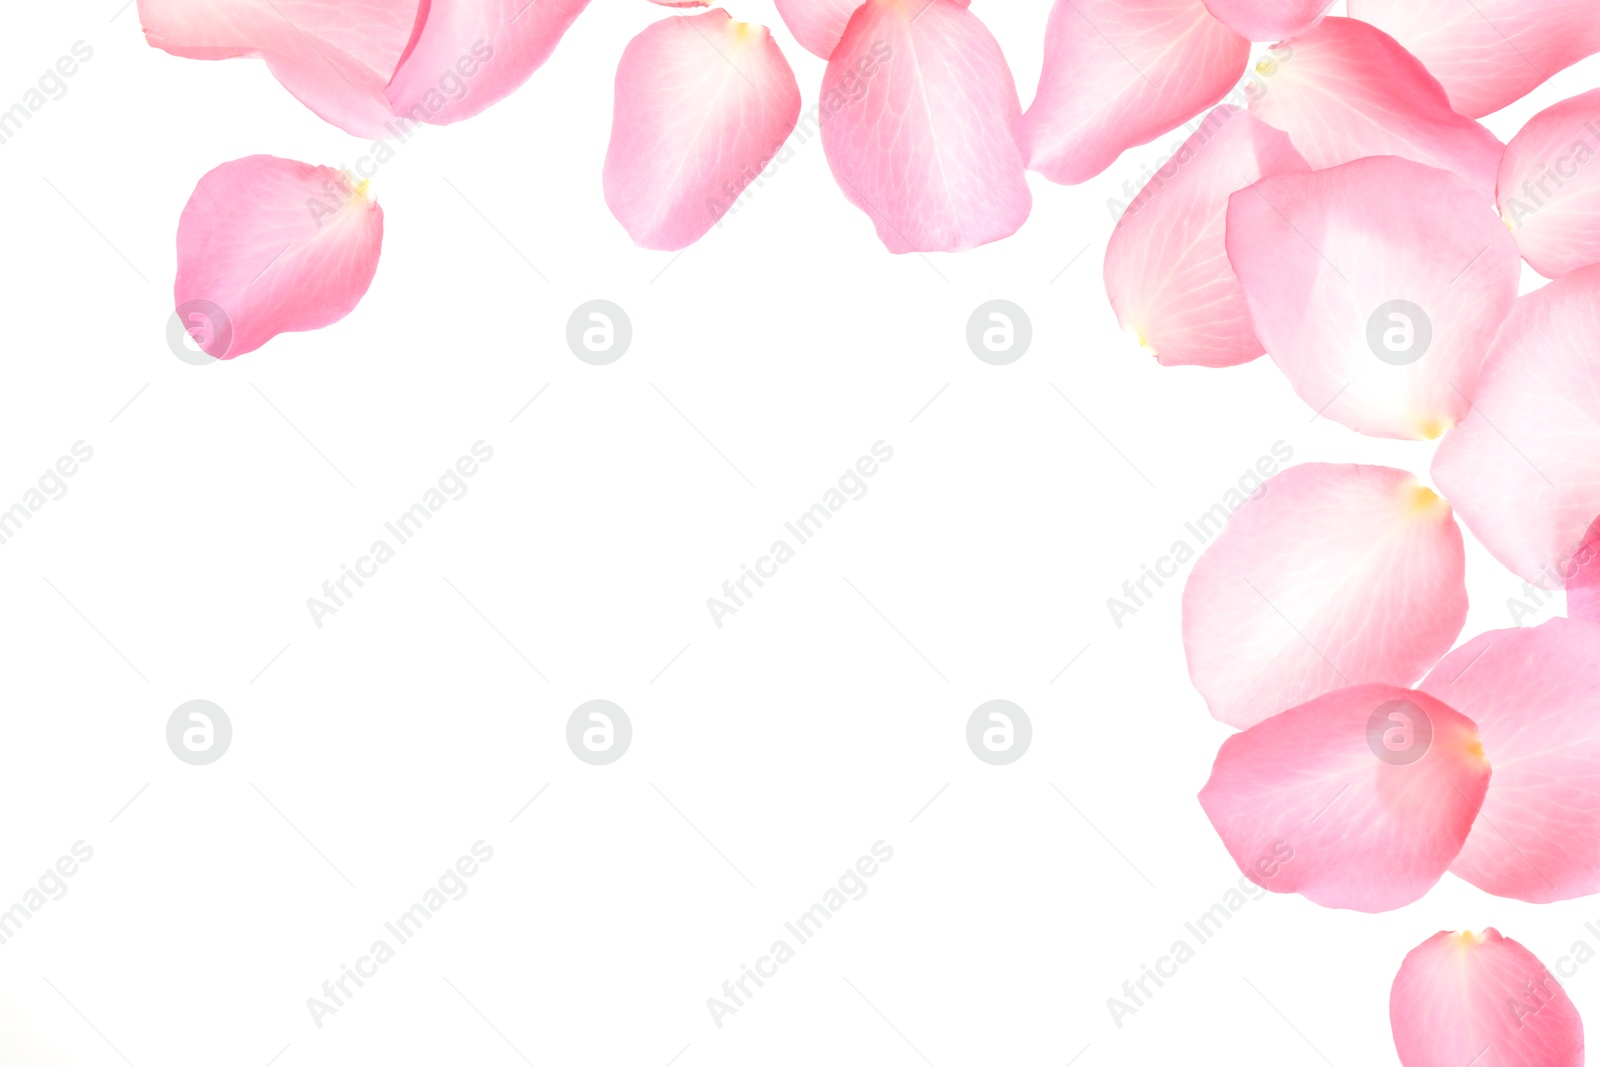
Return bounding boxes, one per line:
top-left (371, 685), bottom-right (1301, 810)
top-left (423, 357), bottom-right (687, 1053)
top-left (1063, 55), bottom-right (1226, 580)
top-left (1, 2), bottom-right (1597, 1064)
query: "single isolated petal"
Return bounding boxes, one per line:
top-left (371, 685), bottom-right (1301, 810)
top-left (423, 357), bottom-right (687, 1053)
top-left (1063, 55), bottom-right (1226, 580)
top-left (174, 155), bottom-right (383, 360)
top-left (1571, 518), bottom-right (1600, 624)
top-left (1104, 105), bottom-right (1307, 367)
top-left (1226, 156), bottom-right (1520, 439)
top-left (604, 12), bottom-right (801, 251)
top-left (1350, 0), bottom-right (1600, 118)
top-left (1247, 17), bottom-right (1504, 198)
top-left (1199, 0), bottom-right (1333, 43)
top-left (1182, 463), bottom-right (1468, 729)
top-left (1499, 88), bottom-right (1600, 279)
top-left (1019, 0), bottom-right (1249, 186)
top-left (138, 0), bottom-right (424, 136)
top-left (1423, 620), bottom-right (1600, 903)
top-left (385, 0), bottom-right (591, 126)
top-left (1199, 684), bottom-right (1489, 912)
top-left (821, 0), bottom-right (1031, 253)
top-left (1432, 262), bottom-right (1600, 587)
top-left (1392, 929), bottom-right (1583, 1067)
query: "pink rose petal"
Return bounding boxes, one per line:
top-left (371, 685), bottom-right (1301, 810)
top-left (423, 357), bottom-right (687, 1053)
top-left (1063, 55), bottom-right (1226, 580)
top-left (1182, 463), bottom-right (1469, 729)
top-left (1499, 88), bottom-right (1600, 279)
top-left (773, 0), bottom-right (863, 59)
top-left (1571, 518), bottom-right (1600, 625)
top-left (1199, 0), bottom-right (1333, 43)
top-left (175, 155), bottom-right (384, 360)
top-left (821, 0), bottom-right (1031, 253)
top-left (1199, 683), bottom-right (1489, 912)
top-left (1019, 0), bottom-right (1249, 186)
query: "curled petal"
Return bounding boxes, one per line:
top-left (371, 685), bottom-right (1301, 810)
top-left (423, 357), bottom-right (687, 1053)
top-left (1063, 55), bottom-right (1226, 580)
top-left (1350, 0), bottom-right (1600, 118)
top-left (1499, 88), bottom-right (1600, 279)
top-left (1199, 684), bottom-right (1489, 912)
top-left (175, 155), bottom-right (384, 360)
top-left (1199, 0), bottom-right (1333, 41)
top-left (1104, 105), bottom-right (1307, 367)
top-left (1247, 17), bottom-right (1504, 198)
top-left (1182, 463), bottom-right (1468, 729)
top-left (1019, 0), bottom-right (1249, 186)
top-left (604, 12), bottom-right (801, 250)
top-left (386, 0), bottom-right (591, 126)
top-left (1392, 929), bottom-right (1583, 1067)
top-left (821, 0), bottom-right (1031, 253)
top-left (1226, 156), bottom-right (1520, 439)
top-left (1432, 263), bottom-right (1600, 586)
top-left (1423, 620), bottom-right (1600, 903)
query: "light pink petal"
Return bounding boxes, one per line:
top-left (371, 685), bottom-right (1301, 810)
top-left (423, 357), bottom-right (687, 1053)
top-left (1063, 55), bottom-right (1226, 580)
top-left (1392, 929), bottom-right (1583, 1067)
top-left (1182, 463), bottom-right (1469, 729)
top-left (385, 0), bottom-right (591, 126)
top-left (1432, 263), bottom-right (1600, 587)
top-left (1199, 684), bottom-right (1488, 912)
top-left (1499, 88), bottom-right (1600, 279)
top-left (1226, 156), bottom-right (1520, 439)
top-left (1198, 0), bottom-right (1333, 43)
top-left (1422, 620), bottom-right (1600, 903)
top-left (1019, 0), bottom-right (1249, 186)
top-left (773, 0), bottom-right (862, 59)
top-left (1247, 17), bottom-right (1504, 198)
top-left (138, 0), bottom-right (423, 137)
top-left (821, 0), bottom-right (1031, 254)
top-left (1104, 106), bottom-right (1307, 367)
top-left (1350, 0), bottom-right (1600, 118)
top-left (603, 13), bottom-right (801, 251)
top-left (1571, 518), bottom-right (1600, 624)
top-left (174, 155), bottom-right (383, 360)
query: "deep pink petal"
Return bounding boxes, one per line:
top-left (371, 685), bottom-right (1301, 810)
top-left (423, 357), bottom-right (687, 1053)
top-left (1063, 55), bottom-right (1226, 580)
top-left (1182, 463), bottom-right (1469, 729)
top-left (1247, 17), bottom-right (1504, 198)
top-left (1499, 88), bottom-right (1600, 279)
top-left (1392, 929), bottom-right (1583, 1067)
top-left (1226, 156), bottom-right (1520, 439)
top-left (603, 13), bottom-right (800, 251)
top-left (1104, 106), bottom-right (1307, 367)
top-left (385, 0), bottom-right (590, 126)
top-left (1199, 0), bottom-right (1333, 43)
top-left (138, 0), bottom-right (423, 136)
top-left (1423, 620), bottom-right (1600, 903)
top-left (1432, 263), bottom-right (1600, 587)
top-left (821, 0), bottom-right (1031, 253)
top-left (174, 155), bottom-right (383, 360)
top-left (1019, 0), bottom-right (1249, 186)
top-left (1350, 0), bottom-right (1600, 118)
top-left (1571, 518), bottom-right (1600, 625)
top-left (1199, 684), bottom-right (1488, 912)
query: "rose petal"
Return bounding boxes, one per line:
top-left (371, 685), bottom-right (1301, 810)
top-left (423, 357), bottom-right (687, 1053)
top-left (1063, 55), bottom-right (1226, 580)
top-left (1104, 105), bottom-right (1307, 367)
top-left (1226, 156), bottom-right (1520, 439)
top-left (1432, 262), bottom-right (1600, 587)
top-left (1498, 88), bottom-right (1600, 279)
top-left (1182, 463), bottom-right (1469, 729)
top-left (821, 0), bottom-right (1031, 253)
top-left (1571, 518), bottom-right (1600, 625)
top-left (1392, 929), bottom-right (1583, 1067)
top-left (175, 155), bottom-right (384, 360)
top-left (1246, 17), bottom-right (1504, 198)
top-left (385, 0), bottom-right (591, 127)
top-left (1349, 0), bottom-right (1600, 118)
top-left (1422, 619), bottom-right (1600, 903)
top-left (603, 12), bottom-right (800, 251)
top-left (1199, 683), bottom-right (1489, 912)
top-left (1199, 0), bottom-right (1333, 43)
top-left (773, 0), bottom-right (861, 59)
top-left (1019, 0), bottom-right (1249, 186)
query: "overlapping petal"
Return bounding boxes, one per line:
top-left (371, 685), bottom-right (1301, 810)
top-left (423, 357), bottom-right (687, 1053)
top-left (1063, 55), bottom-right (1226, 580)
top-left (1349, 0), bottom-right (1600, 119)
top-left (1571, 518), bottom-right (1600, 625)
top-left (1019, 0), bottom-right (1249, 187)
top-left (604, 12), bottom-right (801, 250)
top-left (1498, 88), bottom-right (1600, 279)
top-left (821, 0), bottom-right (1031, 253)
top-left (774, 0), bottom-right (865, 59)
top-left (1104, 106), bottom-right (1306, 367)
top-left (1432, 263), bottom-right (1600, 587)
top-left (1182, 463), bottom-right (1468, 729)
top-left (1246, 17), bottom-right (1504, 198)
top-left (1392, 929), bottom-right (1583, 1067)
top-left (175, 155), bottom-right (384, 360)
top-left (1423, 620), bottom-right (1600, 903)
top-left (1199, 0), bottom-right (1333, 43)
top-left (1199, 684), bottom-right (1489, 912)
top-left (1226, 156), bottom-right (1520, 439)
